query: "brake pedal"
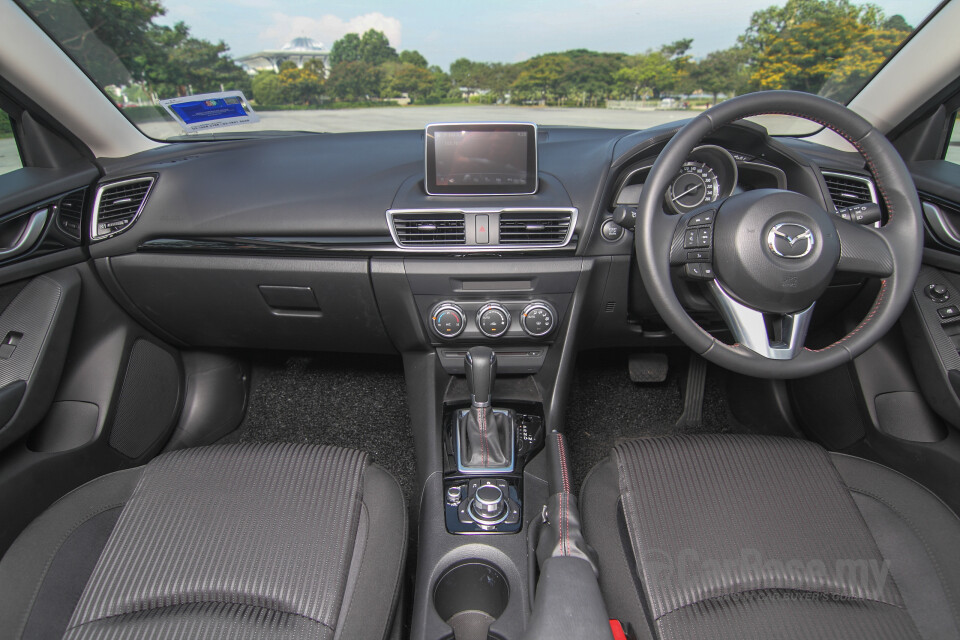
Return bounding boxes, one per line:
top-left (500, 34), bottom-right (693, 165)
top-left (676, 354), bottom-right (707, 429)
top-left (628, 353), bottom-right (668, 383)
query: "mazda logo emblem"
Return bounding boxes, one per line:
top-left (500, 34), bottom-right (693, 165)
top-left (767, 223), bottom-right (815, 259)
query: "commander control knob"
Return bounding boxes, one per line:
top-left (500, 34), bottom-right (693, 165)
top-left (431, 302), bottom-right (465, 338)
top-left (470, 484), bottom-right (507, 521)
top-left (477, 303), bottom-right (511, 338)
top-left (520, 302), bottom-right (556, 337)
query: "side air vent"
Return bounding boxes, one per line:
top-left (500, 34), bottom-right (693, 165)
top-left (499, 210), bottom-right (572, 245)
top-left (56, 189), bottom-right (86, 239)
top-left (391, 212), bottom-right (466, 246)
top-left (822, 171), bottom-right (877, 210)
top-left (92, 176), bottom-right (155, 239)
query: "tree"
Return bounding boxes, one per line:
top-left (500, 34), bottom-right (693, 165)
top-left (449, 58), bottom-right (483, 94)
top-left (741, 0), bottom-right (912, 97)
top-left (661, 39), bottom-right (694, 60)
top-left (384, 63), bottom-right (435, 103)
top-left (21, 0), bottom-right (165, 85)
top-left (399, 50), bottom-right (428, 68)
top-left (476, 63), bottom-right (520, 100)
top-left (358, 29), bottom-right (398, 66)
top-left (278, 67), bottom-right (323, 104)
top-left (329, 32), bottom-right (361, 65)
top-left (140, 21), bottom-right (249, 98)
top-left (251, 71), bottom-right (283, 105)
top-left (614, 51), bottom-right (675, 101)
top-left (560, 50), bottom-right (625, 106)
top-left (692, 47), bottom-right (751, 103)
top-left (511, 55), bottom-right (570, 105)
top-left (326, 61), bottom-right (382, 101)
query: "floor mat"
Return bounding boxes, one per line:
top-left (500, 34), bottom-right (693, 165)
top-left (220, 353), bottom-right (416, 501)
top-left (564, 349), bottom-right (748, 493)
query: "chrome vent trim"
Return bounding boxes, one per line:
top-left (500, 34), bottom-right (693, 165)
top-left (91, 176), bottom-right (155, 240)
top-left (56, 188), bottom-right (86, 239)
top-left (386, 207), bottom-right (577, 251)
top-left (822, 171), bottom-right (878, 210)
top-left (391, 212), bottom-right (466, 246)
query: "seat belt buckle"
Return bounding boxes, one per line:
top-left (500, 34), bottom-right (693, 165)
top-left (610, 619), bottom-right (635, 640)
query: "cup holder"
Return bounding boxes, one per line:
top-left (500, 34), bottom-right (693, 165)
top-left (434, 560), bottom-right (509, 640)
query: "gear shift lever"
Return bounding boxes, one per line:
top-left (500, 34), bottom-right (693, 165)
top-left (465, 346), bottom-right (496, 407)
top-left (458, 347), bottom-right (514, 472)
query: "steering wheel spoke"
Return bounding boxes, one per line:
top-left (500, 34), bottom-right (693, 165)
top-left (707, 280), bottom-right (815, 360)
top-left (835, 217), bottom-right (894, 277)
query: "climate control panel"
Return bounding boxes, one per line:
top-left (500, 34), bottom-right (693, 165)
top-left (428, 300), bottom-right (558, 341)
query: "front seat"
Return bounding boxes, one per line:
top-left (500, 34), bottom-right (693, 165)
top-left (582, 434), bottom-right (960, 639)
top-left (0, 442), bottom-right (406, 640)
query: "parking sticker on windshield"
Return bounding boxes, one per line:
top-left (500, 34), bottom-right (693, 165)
top-left (160, 91), bottom-right (259, 133)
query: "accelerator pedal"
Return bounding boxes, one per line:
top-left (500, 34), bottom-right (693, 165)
top-left (628, 353), bottom-right (668, 383)
top-left (676, 353), bottom-right (707, 429)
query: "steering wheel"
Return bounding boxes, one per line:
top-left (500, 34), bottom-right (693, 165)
top-left (636, 90), bottom-right (923, 378)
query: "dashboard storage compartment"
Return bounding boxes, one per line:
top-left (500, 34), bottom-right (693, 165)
top-left (105, 254), bottom-right (394, 353)
top-left (434, 560), bottom-right (509, 640)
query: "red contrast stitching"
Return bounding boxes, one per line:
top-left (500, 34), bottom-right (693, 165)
top-left (714, 107), bottom-right (894, 353)
top-left (734, 110), bottom-right (894, 220)
top-left (805, 279), bottom-right (888, 352)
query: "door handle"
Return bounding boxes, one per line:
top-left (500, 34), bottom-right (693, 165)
top-left (0, 208), bottom-right (48, 260)
top-left (923, 201), bottom-right (960, 251)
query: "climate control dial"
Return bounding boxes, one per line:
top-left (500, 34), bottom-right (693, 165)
top-left (477, 303), bottom-right (511, 338)
top-left (520, 302), bottom-right (556, 337)
top-left (430, 302), bottom-right (465, 338)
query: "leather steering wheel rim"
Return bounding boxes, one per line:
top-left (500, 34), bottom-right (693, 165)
top-left (635, 90), bottom-right (923, 379)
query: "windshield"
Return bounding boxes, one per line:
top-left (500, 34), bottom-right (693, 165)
top-left (17, 0), bottom-right (941, 140)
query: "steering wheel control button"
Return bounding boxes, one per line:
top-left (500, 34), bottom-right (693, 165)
top-left (601, 219), bottom-right (624, 241)
top-left (685, 263), bottom-right (715, 280)
top-left (520, 302), bottom-right (556, 337)
top-left (684, 226), bottom-right (713, 249)
top-left (926, 284), bottom-right (950, 303)
top-left (937, 305), bottom-right (960, 320)
top-left (688, 210), bottom-right (716, 226)
top-left (430, 303), bottom-right (465, 338)
top-left (477, 303), bottom-right (511, 338)
top-left (687, 250), bottom-right (711, 261)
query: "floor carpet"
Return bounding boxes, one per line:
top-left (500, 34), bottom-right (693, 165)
top-left (564, 349), bottom-right (748, 493)
top-left (220, 353), bottom-right (417, 501)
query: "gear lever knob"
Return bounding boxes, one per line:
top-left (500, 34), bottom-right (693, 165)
top-left (465, 346), bottom-right (496, 407)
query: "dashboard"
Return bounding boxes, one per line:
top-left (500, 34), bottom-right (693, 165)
top-left (85, 119), bottom-right (881, 366)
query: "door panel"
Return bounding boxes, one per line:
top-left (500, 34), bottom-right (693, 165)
top-left (0, 268), bottom-right (80, 451)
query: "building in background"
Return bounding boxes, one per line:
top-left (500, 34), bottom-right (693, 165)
top-left (236, 37), bottom-right (329, 75)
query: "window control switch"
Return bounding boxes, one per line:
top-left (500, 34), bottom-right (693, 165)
top-left (937, 305), bottom-right (960, 320)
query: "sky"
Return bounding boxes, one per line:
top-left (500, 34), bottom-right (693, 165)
top-left (156, 0), bottom-right (939, 70)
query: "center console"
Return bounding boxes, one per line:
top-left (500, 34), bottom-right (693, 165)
top-left (442, 347), bottom-right (545, 535)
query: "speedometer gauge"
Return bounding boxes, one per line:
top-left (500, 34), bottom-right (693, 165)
top-left (667, 161), bottom-right (720, 214)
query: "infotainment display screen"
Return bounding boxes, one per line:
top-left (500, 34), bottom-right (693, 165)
top-left (425, 123), bottom-right (538, 195)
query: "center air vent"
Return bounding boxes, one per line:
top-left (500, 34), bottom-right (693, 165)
top-left (499, 210), bottom-right (572, 245)
top-left (92, 176), bottom-right (155, 240)
top-left (822, 171), bottom-right (877, 209)
top-left (391, 212), bottom-right (466, 246)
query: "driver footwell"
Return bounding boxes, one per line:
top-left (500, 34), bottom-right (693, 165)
top-left (564, 348), bottom-right (752, 493)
